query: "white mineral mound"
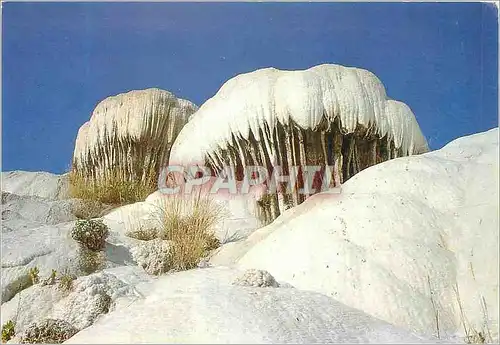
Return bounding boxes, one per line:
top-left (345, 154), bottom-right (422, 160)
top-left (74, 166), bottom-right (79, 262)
top-left (73, 88), bottom-right (197, 176)
top-left (213, 128), bottom-right (498, 341)
top-left (170, 64), bottom-right (429, 166)
top-left (65, 267), bottom-right (438, 344)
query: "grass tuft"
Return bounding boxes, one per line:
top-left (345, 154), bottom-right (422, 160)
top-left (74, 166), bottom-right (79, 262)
top-left (129, 195), bottom-right (224, 274)
top-left (126, 226), bottom-right (159, 241)
top-left (155, 195), bottom-right (223, 271)
top-left (68, 167), bottom-right (157, 206)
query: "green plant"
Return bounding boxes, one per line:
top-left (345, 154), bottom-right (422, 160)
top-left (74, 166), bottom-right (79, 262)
top-left (71, 219), bottom-right (109, 251)
top-left (58, 271), bottom-right (76, 292)
top-left (1, 320), bottom-right (15, 343)
top-left (95, 293), bottom-right (112, 315)
top-left (19, 319), bottom-right (78, 344)
top-left (28, 267), bottom-right (39, 285)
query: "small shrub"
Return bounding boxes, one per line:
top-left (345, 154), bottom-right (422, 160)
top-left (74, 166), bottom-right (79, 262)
top-left (1, 320), bottom-right (15, 343)
top-left (155, 195), bottom-right (223, 271)
top-left (126, 226), bottom-right (159, 241)
top-left (77, 247), bottom-right (106, 275)
top-left (19, 319), bottom-right (78, 344)
top-left (28, 267), bottom-right (39, 285)
top-left (58, 271), bottom-right (76, 292)
top-left (71, 219), bottom-right (109, 251)
top-left (256, 193), bottom-right (278, 225)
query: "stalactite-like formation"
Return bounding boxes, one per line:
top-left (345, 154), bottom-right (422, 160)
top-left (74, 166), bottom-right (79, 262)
top-left (203, 119), bottom-right (404, 223)
top-left (72, 88), bottom-right (196, 200)
top-left (168, 64), bottom-right (429, 222)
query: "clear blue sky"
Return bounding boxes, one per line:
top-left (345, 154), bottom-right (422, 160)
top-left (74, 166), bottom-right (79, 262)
top-left (2, 2), bottom-right (498, 174)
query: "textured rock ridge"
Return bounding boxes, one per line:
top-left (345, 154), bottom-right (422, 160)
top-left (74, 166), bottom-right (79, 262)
top-left (73, 88), bottom-right (197, 189)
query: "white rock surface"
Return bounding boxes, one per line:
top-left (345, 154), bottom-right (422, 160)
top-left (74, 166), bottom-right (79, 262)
top-left (66, 267), bottom-right (438, 344)
top-left (130, 239), bottom-right (172, 275)
top-left (50, 271), bottom-right (134, 329)
top-left (1, 222), bottom-right (81, 303)
top-left (0, 284), bottom-right (65, 335)
top-left (1, 170), bottom-right (69, 200)
top-left (1, 192), bottom-right (77, 233)
top-left (1, 218), bottom-right (141, 303)
top-left (233, 269), bottom-right (279, 288)
top-left (229, 128), bottom-right (498, 340)
top-left (2, 129), bottom-right (496, 344)
top-left (1, 267), bottom-right (153, 334)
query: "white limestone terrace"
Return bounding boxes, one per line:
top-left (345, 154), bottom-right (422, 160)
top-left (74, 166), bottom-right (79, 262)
top-left (169, 64), bottom-right (429, 167)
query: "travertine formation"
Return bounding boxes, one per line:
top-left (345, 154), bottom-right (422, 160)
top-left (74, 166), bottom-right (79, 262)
top-left (169, 64), bottom-right (429, 219)
top-left (73, 88), bottom-right (196, 189)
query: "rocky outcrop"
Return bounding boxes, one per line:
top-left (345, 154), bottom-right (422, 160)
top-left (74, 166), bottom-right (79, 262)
top-left (234, 128), bottom-right (499, 340)
top-left (169, 64), bottom-right (428, 221)
top-left (65, 267), bottom-right (439, 343)
top-left (72, 88), bottom-right (197, 196)
top-left (1, 267), bottom-right (152, 342)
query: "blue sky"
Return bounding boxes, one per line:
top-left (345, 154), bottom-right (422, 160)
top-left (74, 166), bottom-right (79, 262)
top-left (2, 2), bottom-right (498, 173)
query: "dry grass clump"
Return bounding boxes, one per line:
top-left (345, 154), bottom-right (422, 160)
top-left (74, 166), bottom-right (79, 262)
top-left (69, 199), bottom-right (114, 220)
top-left (68, 167), bottom-right (157, 206)
top-left (126, 225), bottom-right (159, 241)
top-left (128, 195), bottom-right (224, 274)
top-left (155, 195), bottom-right (223, 271)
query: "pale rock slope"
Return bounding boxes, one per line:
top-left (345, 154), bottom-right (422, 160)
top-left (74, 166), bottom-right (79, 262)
top-left (0, 191), bottom-right (140, 305)
top-left (213, 128), bottom-right (499, 341)
top-left (1, 171), bottom-right (69, 200)
top-left (2, 129), bottom-right (497, 344)
top-left (1, 192), bottom-right (77, 232)
top-left (66, 267), bottom-right (439, 344)
top-left (1, 266), bottom-right (154, 342)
